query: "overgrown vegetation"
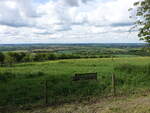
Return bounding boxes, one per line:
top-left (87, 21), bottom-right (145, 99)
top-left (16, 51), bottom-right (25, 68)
top-left (0, 52), bottom-right (112, 66)
top-left (0, 43), bottom-right (149, 66)
top-left (131, 0), bottom-right (150, 43)
top-left (0, 57), bottom-right (150, 107)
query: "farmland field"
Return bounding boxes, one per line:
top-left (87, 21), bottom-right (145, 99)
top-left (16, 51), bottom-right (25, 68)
top-left (0, 0), bottom-right (149, 112)
top-left (0, 57), bottom-right (150, 109)
top-left (0, 43), bottom-right (150, 113)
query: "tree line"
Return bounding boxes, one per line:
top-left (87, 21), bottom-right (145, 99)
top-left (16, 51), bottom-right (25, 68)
top-left (0, 52), bottom-right (112, 66)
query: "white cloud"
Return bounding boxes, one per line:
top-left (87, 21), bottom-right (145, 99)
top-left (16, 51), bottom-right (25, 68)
top-left (0, 0), bottom-right (142, 44)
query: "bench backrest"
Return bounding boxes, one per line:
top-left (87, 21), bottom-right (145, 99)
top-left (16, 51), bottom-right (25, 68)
top-left (72, 73), bottom-right (97, 81)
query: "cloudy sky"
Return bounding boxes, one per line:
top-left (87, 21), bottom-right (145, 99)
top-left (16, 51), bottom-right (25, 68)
top-left (0, 0), bottom-right (142, 44)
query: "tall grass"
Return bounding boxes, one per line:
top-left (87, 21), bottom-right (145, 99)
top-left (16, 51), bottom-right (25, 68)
top-left (0, 57), bottom-right (150, 106)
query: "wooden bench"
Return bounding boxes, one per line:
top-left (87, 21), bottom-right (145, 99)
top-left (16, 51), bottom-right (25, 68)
top-left (72, 73), bottom-right (97, 81)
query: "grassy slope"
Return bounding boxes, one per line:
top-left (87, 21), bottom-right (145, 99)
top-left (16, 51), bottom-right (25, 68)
top-left (0, 57), bottom-right (150, 107)
top-left (1, 57), bottom-right (150, 75)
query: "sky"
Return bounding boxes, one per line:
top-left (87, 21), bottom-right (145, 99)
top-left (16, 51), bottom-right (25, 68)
top-left (0, 0), bottom-right (142, 44)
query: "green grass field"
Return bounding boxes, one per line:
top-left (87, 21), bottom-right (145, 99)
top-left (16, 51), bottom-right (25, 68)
top-left (0, 57), bottom-right (150, 106)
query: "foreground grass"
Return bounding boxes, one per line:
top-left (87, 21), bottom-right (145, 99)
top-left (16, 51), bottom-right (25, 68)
top-left (8, 91), bottom-right (150, 113)
top-left (0, 57), bottom-right (150, 106)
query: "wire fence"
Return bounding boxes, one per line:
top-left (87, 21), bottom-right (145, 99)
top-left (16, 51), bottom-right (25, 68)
top-left (0, 73), bottom-right (141, 107)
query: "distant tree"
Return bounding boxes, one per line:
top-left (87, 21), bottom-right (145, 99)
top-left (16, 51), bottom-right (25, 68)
top-left (33, 53), bottom-right (48, 61)
top-left (18, 52), bottom-right (27, 62)
top-left (0, 52), bottom-right (5, 66)
top-left (130, 0), bottom-right (150, 44)
top-left (7, 52), bottom-right (26, 63)
top-left (22, 53), bottom-right (33, 62)
top-left (4, 54), bottom-right (14, 66)
top-left (59, 54), bottom-right (70, 59)
top-left (47, 53), bottom-right (57, 60)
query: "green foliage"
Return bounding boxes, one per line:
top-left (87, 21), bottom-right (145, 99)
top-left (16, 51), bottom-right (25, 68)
top-left (0, 51), bottom-right (115, 67)
top-left (115, 63), bottom-right (150, 75)
top-left (0, 57), bottom-right (150, 106)
top-left (33, 53), bottom-right (48, 61)
top-left (4, 54), bottom-right (14, 66)
top-left (0, 71), bottom-right (15, 82)
top-left (7, 52), bottom-right (26, 62)
top-left (47, 53), bottom-right (58, 60)
top-left (115, 63), bottom-right (150, 88)
top-left (0, 52), bottom-right (5, 65)
top-left (132, 0), bottom-right (150, 43)
top-left (22, 53), bottom-right (33, 62)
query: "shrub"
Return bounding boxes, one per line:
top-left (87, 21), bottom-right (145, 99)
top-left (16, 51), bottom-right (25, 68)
top-left (33, 53), bottom-right (48, 61)
top-left (0, 52), bottom-right (5, 66)
top-left (114, 64), bottom-right (137, 74)
top-left (4, 54), bottom-right (14, 66)
top-left (0, 71), bottom-right (15, 82)
top-left (25, 71), bottom-right (45, 79)
top-left (146, 63), bottom-right (150, 75)
top-left (7, 52), bottom-right (26, 63)
top-left (115, 63), bottom-right (150, 75)
top-left (22, 53), bottom-right (33, 62)
top-left (47, 53), bottom-right (58, 60)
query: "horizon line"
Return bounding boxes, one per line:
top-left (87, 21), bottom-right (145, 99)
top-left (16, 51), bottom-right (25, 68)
top-left (0, 42), bottom-right (146, 45)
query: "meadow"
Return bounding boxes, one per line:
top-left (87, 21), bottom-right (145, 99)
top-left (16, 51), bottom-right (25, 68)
top-left (0, 57), bottom-right (150, 107)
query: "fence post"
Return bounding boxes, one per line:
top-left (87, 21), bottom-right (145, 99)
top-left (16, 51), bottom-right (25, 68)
top-left (12, 83), bottom-right (16, 105)
top-left (44, 80), bottom-right (48, 105)
top-left (112, 73), bottom-right (116, 96)
top-left (23, 86), bottom-right (26, 105)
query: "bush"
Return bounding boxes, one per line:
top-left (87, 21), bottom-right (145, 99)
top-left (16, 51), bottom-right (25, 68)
top-left (4, 54), bottom-right (14, 66)
top-left (7, 52), bottom-right (26, 63)
top-left (33, 53), bottom-right (48, 61)
top-left (146, 64), bottom-right (150, 75)
top-left (115, 63), bottom-right (150, 74)
top-left (0, 52), bottom-right (5, 66)
top-left (0, 72), bottom-right (15, 82)
top-left (22, 53), bottom-right (33, 62)
top-left (25, 71), bottom-right (45, 79)
top-left (114, 64), bottom-right (138, 74)
top-left (47, 53), bottom-right (58, 60)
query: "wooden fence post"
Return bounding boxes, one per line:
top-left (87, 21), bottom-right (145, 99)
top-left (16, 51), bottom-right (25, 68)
top-left (44, 80), bottom-right (48, 105)
top-left (112, 73), bottom-right (116, 96)
top-left (12, 83), bottom-right (16, 105)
